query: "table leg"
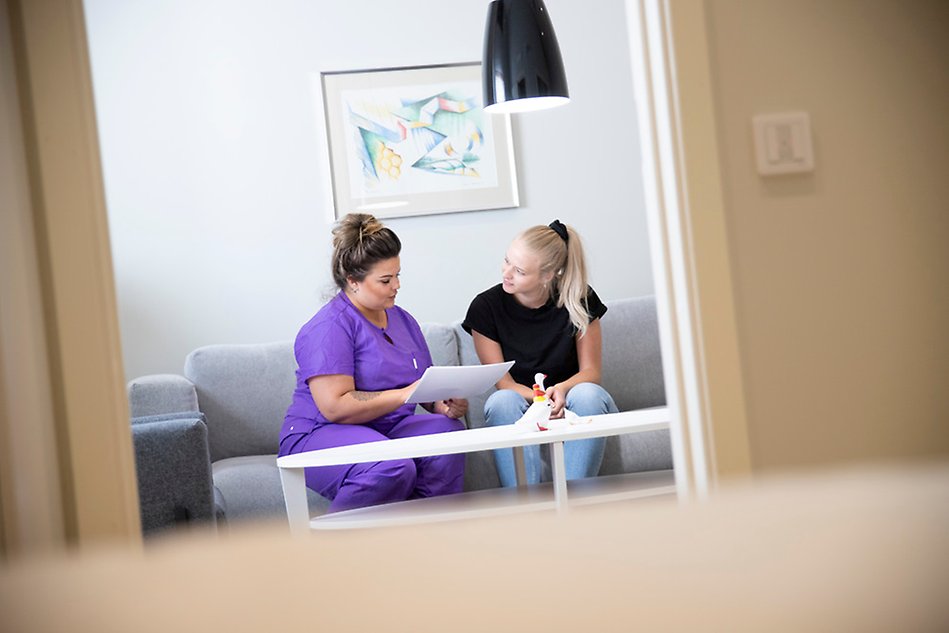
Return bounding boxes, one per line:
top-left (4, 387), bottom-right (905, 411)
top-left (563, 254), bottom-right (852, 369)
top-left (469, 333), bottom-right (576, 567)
top-left (513, 446), bottom-right (527, 486)
top-left (550, 441), bottom-right (568, 513)
top-left (279, 467), bottom-right (310, 536)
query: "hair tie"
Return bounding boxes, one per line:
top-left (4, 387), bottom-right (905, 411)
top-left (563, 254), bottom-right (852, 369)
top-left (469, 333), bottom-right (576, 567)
top-left (548, 219), bottom-right (569, 243)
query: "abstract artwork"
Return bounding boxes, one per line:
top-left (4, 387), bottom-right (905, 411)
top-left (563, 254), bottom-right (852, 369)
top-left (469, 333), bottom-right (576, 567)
top-left (320, 63), bottom-right (519, 219)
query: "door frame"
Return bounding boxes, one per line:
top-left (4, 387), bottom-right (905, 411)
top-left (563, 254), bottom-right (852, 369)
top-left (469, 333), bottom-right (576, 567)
top-left (1, 0), bottom-right (141, 555)
top-left (625, 0), bottom-right (752, 498)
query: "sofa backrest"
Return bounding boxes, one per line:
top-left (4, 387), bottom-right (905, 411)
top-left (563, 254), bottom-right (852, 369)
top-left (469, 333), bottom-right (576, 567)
top-left (185, 342), bottom-right (296, 462)
top-left (186, 295), bottom-right (664, 461)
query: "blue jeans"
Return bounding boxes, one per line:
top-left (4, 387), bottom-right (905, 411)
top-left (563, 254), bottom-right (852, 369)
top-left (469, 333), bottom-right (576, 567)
top-left (483, 383), bottom-right (618, 487)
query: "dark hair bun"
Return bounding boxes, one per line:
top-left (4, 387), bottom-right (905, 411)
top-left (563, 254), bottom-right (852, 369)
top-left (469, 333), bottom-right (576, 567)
top-left (330, 213), bottom-right (402, 290)
top-left (332, 213), bottom-right (384, 250)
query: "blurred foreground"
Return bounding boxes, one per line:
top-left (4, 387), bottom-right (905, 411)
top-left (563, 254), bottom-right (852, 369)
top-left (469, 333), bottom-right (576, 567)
top-left (2, 462), bottom-right (947, 632)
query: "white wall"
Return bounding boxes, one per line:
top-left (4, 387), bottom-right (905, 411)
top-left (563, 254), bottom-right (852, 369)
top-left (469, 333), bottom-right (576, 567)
top-left (83, 0), bottom-right (653, 381)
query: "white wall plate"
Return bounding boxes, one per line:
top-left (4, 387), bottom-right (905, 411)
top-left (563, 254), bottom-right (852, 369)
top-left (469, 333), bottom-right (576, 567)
top-left (752, 111), bottom-right (815, 175)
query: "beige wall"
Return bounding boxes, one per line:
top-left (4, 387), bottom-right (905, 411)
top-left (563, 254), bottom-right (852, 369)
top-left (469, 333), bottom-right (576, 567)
top-left (0, 0), bottom-right (140, 557)
top-left (703, 0), bottom-right (949, 470)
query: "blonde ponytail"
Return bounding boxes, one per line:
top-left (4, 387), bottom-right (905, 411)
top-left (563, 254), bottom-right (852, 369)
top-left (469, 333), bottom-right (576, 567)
top-left (519, 222), bottom-right (592, 336)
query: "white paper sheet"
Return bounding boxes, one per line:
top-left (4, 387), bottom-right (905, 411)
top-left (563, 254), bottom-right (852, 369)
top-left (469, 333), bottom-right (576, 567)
top-left (404, 361), bottom-right (515, 404)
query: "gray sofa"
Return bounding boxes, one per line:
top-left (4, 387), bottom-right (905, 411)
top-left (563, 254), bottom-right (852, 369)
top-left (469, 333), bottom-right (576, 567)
top-left (131, 411), bottom-right (215, 535)
top-left (127, 295), bottom-right (672, 531)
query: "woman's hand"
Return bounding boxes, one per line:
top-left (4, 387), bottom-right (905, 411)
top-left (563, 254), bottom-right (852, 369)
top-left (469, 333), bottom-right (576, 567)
top-left (433, 398), bottom-right (468, 419)
top-left (400, 378), bottom-right (422, 403)
top-left (540, 319), bottom-right (606, 420)
top-left (546, 384), bottom-right (568, 418)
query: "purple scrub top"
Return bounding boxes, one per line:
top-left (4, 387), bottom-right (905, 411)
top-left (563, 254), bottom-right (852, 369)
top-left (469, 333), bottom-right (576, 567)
top-left (280, 292), bottom-right (431, 444)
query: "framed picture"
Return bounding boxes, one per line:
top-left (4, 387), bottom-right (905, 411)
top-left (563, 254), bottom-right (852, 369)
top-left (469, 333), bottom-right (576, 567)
top-left (319, 62), bottom-right (519, 219)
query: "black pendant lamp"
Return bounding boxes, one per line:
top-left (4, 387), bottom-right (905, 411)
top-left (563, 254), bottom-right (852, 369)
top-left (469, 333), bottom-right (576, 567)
top-left (482, 0), bottom-right (569, 113)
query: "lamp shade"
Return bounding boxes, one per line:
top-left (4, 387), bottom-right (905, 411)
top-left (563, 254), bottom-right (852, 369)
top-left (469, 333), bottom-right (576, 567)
top-left (482, 0), bottom-right (569, 113)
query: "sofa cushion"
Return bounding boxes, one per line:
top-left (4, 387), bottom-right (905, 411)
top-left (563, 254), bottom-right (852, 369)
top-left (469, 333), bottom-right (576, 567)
top-left (419, 322), bottom-right (460, 368)
top-left (599, 296), bottom-right (666, 411)
top-left (185, 342), bottom-right (296, 462)
top-left (600, 296), bottom-right (673, 473)
top-left (599, 430), bottom-right (673, 475)
top-left (212, 455), bottom-right (328, 523)
top-left (454, 321), bottom-right (495, 430)
top-left (452, 321), bottom-right (514, 490)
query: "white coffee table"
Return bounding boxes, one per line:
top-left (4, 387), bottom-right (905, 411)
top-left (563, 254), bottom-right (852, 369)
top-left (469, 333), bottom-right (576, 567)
top-left (277, 406), bottom-right (672, 534)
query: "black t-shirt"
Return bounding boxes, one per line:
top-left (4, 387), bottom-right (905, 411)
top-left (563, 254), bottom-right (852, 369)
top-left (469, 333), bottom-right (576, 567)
top-left (462, 284), bottom-right (607, 388)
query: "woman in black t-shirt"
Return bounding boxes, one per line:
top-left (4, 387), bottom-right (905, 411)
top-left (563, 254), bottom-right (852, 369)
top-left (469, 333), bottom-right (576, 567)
top-left (462, 220), bottom-right (619, 487)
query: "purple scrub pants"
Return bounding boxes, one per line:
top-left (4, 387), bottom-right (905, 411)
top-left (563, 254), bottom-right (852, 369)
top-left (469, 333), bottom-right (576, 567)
top-left (287, 414), bottom-right (465, 513)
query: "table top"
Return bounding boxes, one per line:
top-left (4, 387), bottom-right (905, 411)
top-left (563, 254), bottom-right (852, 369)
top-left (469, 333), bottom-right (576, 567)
top-left (277, 406), bottom-right (670, 469)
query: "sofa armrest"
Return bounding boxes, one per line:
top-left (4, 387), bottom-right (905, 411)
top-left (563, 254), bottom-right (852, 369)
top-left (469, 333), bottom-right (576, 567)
top-left (131, 413), bottom-right (215, 536)
top-left (127, 374), bottom-right (199, 418)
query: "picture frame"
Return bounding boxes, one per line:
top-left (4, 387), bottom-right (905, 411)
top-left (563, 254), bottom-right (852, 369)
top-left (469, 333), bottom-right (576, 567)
top-left (319, 62), bottom-right (519, 219)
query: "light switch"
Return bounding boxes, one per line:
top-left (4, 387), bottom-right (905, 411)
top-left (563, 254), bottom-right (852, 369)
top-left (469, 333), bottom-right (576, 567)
top-left (752, 111), bottom-right (814, 175)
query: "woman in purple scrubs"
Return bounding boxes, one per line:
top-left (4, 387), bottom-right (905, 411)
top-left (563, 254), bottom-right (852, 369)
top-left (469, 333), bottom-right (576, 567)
top-left (278, 214), bottom-right (467, 513)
